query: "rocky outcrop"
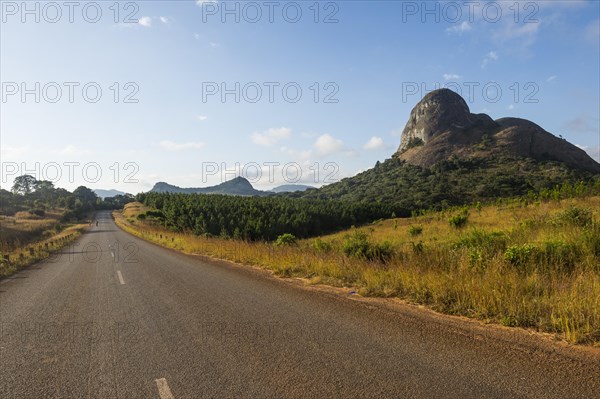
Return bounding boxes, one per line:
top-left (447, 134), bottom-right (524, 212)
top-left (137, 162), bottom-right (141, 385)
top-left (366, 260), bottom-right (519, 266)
top-left (396, 89), bottom-right (600, 173)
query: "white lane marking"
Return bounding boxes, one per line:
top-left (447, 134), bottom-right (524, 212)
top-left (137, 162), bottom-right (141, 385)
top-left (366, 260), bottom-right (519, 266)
top-left (117, 270), bottom-right (125, 285)
top-left (155, 378), bottom-right (175, 399)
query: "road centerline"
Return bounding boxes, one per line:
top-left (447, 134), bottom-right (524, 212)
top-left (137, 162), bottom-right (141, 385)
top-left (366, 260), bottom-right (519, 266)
top-left (155, 378), bottom-right (175, 399)
top-left (116, 270), bottom-right (125, 285)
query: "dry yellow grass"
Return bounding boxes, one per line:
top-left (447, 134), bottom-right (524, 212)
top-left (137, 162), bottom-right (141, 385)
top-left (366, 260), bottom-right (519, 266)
top-left (115, 198), bottom-right (600, 345)
top-left (0, 210), bottom-right (87, 277)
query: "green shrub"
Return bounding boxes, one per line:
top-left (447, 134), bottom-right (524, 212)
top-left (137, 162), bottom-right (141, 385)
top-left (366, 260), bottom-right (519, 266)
top-left (449, 210), bottom-right (469, 229)
top-left (408, 225), bottom-right (423, 237)
top-left (582, 224), bottom-right (600, 258)
top-left (312, 238), bottom-right (332, 252)
top-left (60, 210), bottom-right (76, 222)
top-left (275, 233), bottom-right (297, 246)
top-left (539, 240), bottom-right (581, 273)
top-left (454, 229), bottom-right (507, 254)
top-left (411, 241), bottom-right (424, 254)
top-left (468, 248), bottom-right (485, 270)
top-left (555, 206), bottom-right (593, 227)
top-left (404, 137), bottom-right (424, 151)
top-left (31, 208), bottom-right (45, 217)
top-left (504, 244), bottom-right (538, 268)
top-left (136, 213), bottom-right (147, 220)
top-left (145, 210), bottom-right (165, 219)
top-left (342, 231), bottom-right (393, 263)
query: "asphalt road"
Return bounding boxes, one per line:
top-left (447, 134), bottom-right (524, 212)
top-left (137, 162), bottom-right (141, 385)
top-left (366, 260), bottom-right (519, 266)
top-left (1, 211), bottom-right (598, 399)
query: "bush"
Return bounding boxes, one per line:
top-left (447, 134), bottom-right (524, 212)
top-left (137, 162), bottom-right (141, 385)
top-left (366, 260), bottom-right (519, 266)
top-left (31, 208), bottom-right (45, 217)
top-left (555, 206), bottom-right (593, 227)
top-left (504, 244), bottom-right (538, 268)
top-left (582, 224), bottom-right (600, 258)
top-left (468, 248), bottom-right (485, 270)
top-left (449, 210), bottom-right (469, 229)
top-left (145, 210), bottom-right (165, 219)
top-left (454, 229), bottom-right (507, 254)
top-left (408, 225), bottom-right (423, 237)
top-left (60, 210), bottom-right (77, 222)
top-left (275, 233), bottom-right (297, 246)
top-left (411, 241), bottom-right (424, 254)
top-left (404, 137), bottom-right (424, 151)
top-left (342, 231), bottom-right (393, 263)
top-left (539, 240), bottom-right (581, 273)
top-left (137, 213), bottom-right (146, 220)
top-left (312, 238), bottom-right (332, 252)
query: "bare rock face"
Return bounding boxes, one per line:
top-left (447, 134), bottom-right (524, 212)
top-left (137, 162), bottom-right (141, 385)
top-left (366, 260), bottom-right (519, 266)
top-left (398, 89), bottom-right (474, 151)
top-left (396, 89), bottom-right (600, 173)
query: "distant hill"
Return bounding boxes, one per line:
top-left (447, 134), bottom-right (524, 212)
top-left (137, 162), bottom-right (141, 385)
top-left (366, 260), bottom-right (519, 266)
top-left (150, 176), bottom-right (267, 196)
top-left (94, 189), bottom-right (126, 199)
top-left (270, 184), bottom-right (314, 193)
top-left (397, 89), bottom-right (600, 172)
top-left (287, 89), bottom-right (600, 212)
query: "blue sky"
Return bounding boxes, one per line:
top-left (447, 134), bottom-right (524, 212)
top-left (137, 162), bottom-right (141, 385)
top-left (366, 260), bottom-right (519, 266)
top-left (1, 0), bottom-right (599, 193)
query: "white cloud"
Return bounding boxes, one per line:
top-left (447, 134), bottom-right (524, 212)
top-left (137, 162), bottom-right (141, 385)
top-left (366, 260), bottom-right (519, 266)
top-left (196, 115), bottom-right (208, 121)
top-left (138, 16), bottom-right (152, 27)
top-left (251, 127), bottom-right (292, 146)
top-left (547, 75), bottom-right (558, 82)
top-left (446, 21), bottom-right (472, 34)
top-left (159, 16), bottom-right (170, 24)
top-left (314, 134), bottom-right (344, 155)
top-left (576, 145), bottom-right (600, 162)
top-left (60, 145), bottom-right (89, 155)
top-left (443, 73), bottom-right (461, 81)
top-left (277, 132), bottom-right (354, 161)
top-left (507, 104), bottom-right (515, 110)
top-left (493, 21), bottom-right (539, 42)
top-left (481, 51), bottom-right (498, 68)
top-left (194, 33), bottom-right (201, 40)
top-left (209, 42), bottom-right (220, 48)
top-left (363, 136), bottom-right (384, 150)
top-left (0, 145), bottom-right (29, 158)
top-left (159, 140), bottom-right (205, 151)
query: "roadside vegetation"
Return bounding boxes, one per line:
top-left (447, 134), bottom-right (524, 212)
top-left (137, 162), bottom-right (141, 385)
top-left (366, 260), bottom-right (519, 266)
top-left (0, 174), bottom-right (134, 277)
top-left (116, 185), bottom-right (600, 346)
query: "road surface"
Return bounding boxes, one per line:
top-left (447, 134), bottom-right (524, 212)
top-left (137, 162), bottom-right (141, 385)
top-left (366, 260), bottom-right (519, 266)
top-left (1, 211), bottom-right (598, 398)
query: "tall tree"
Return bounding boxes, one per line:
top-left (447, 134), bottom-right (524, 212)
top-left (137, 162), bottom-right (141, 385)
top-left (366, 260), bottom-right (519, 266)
top-left (11, 175), bottom-right (37, 195)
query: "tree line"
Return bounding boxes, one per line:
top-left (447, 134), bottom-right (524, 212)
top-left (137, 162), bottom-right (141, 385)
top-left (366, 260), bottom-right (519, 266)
top-left (1, 175), bottom-right (133, 219)
top-left (137, 192), bottom-right (395, 241)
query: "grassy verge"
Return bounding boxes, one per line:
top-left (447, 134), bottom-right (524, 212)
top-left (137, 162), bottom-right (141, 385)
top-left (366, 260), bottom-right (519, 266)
top-left (0, 211), bottom-right (88, 277)
top-left (115, 198), bottom-right (600, 346)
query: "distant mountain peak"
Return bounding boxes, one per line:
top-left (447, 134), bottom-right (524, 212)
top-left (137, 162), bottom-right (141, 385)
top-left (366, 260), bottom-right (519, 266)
top-left (398, 88), bottom-right (473, 152)
top-left (94, 188), bottom-right (127, 199)
top-left (396, 88), bottom-right (600, 172)
top-left (150, 177), bottom-right (265, 196)
top-left (270, 184), bottom-right (314, 193)
top-left (221, 176), bottom-right (253, 188)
